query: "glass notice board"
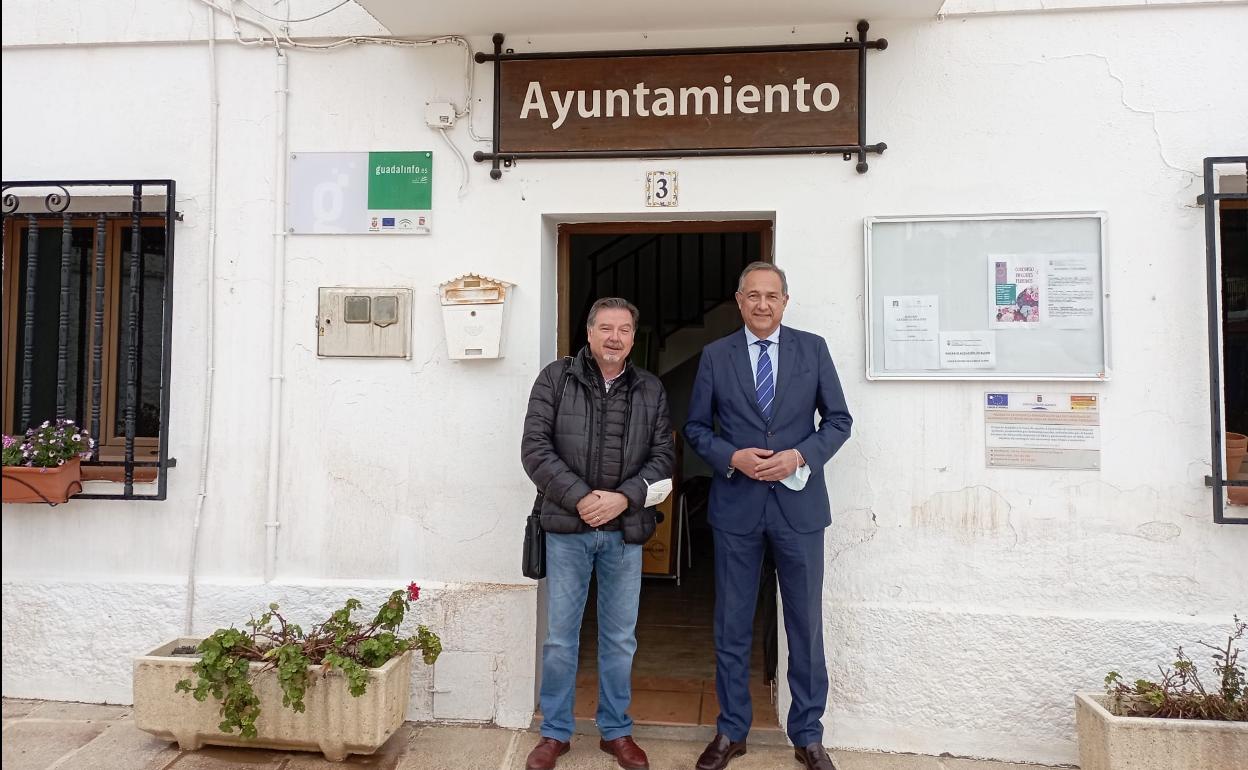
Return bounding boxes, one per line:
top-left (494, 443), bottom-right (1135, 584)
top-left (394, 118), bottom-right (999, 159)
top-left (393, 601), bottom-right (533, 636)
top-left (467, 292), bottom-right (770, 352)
top-left (865, 213), bottom-right (1109, 380)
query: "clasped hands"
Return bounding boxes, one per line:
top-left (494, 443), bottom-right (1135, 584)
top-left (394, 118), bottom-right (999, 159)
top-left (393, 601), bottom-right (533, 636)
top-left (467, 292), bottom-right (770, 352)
top-left (577, 490), bottom-right (630, 527)
top-left (731, 447), bottom-right (802, 482)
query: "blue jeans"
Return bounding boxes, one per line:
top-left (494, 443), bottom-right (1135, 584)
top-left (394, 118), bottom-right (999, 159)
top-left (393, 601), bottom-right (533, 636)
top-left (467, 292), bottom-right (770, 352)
top-left (539, 530), bottom-right (642, 742)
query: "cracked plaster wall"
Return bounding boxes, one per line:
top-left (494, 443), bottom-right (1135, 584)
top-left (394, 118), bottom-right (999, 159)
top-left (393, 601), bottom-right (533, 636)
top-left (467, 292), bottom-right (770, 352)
top-left (0, 579), bottom-right (536, 728)
top-left (3, 3), bottom-right (1247, 764)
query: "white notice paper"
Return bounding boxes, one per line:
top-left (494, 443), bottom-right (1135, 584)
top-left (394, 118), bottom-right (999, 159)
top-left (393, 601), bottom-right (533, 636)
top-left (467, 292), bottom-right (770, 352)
top-left (939, 332), bottom-right (996, 369)
top-left (1043, 254), bottom-right (1098, 329)
top-left (884, 295), bottom-right (939, 370)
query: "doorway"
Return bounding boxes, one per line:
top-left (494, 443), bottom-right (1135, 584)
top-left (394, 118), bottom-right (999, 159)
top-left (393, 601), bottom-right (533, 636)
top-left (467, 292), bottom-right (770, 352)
top-left (555, 219), bottom-right (780, 730)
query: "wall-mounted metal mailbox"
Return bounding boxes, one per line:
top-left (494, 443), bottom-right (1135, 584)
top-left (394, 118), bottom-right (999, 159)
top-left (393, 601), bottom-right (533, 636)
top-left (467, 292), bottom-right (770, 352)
top-left (318, 287), bottom-right (412, 358)
top-left (439, 274), bottom-right (513, 360)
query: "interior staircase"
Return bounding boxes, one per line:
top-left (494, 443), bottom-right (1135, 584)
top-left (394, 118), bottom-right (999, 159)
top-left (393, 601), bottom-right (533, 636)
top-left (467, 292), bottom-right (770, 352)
top-left (569, 230), bottom-right (763, 375)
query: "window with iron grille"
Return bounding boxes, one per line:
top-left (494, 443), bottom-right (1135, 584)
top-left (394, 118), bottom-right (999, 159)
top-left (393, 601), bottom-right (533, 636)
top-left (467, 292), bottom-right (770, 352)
top-left (1, 181), bottom-right (176, 499)
top-left (1202, 158), bottom-right (1248, 524)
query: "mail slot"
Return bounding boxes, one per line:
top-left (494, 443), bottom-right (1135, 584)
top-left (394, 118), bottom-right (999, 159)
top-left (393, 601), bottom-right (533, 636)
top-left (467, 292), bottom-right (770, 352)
top-left (438, 274), bottom-right (513, 360)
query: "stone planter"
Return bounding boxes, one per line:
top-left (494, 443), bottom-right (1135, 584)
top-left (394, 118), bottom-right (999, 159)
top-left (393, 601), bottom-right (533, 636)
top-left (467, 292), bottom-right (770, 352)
top-left (134, 637), bottom-right (413, 761)
top-left (1075, 692), bottom-right (1248, 770)
top-left (2, 457), bottom-right (82, 504)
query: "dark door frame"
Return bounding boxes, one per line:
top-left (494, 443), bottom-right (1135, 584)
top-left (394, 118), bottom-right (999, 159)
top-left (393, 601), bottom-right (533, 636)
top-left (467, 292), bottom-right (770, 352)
top-left (554, 217), bottom-right (783, 692)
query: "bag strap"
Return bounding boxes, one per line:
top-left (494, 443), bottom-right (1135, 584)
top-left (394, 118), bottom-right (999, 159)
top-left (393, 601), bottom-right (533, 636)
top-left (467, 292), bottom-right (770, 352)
top-left (552, 355), bottom-right (573, 414)
top-left (534, 356), bottom-right (574, 508)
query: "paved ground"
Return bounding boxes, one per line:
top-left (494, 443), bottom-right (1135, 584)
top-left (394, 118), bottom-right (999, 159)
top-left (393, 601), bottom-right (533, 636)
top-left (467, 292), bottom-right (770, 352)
top-left (1, 699), bottom-right (1069, 770)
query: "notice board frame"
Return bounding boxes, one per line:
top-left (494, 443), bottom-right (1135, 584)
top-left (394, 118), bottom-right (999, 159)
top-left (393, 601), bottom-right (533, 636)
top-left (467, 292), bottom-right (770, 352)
top-left (864, 212), bottom-right (1111, 381)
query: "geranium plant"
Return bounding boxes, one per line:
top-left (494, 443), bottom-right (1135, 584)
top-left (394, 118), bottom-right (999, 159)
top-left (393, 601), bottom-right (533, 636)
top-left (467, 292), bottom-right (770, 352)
top-left (175, 583), bottom-right (441, 738)
top-left (2, 418), bottom-right (95, 467)
top-left (1, 434), bottom-right (22, 466)
top-left (1104, 616), bottom-right (1246, 721)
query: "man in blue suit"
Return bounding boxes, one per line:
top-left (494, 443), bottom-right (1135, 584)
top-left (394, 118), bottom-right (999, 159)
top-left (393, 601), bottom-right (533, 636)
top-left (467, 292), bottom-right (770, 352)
top-left (685, 262), bottom-right (852, 770)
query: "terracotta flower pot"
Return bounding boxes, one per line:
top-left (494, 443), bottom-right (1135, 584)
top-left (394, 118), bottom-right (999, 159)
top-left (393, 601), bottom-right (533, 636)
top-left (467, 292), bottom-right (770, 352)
top-left (1226, 432), bottom-right (1248, 479)
top-left (2, 457), bottom-right (83, 504)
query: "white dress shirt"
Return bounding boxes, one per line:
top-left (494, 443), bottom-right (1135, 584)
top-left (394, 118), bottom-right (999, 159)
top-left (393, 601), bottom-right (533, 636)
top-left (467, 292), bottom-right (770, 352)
top-left (740, 327), bottom-right (809, 491)
top-left (744, 326), bottom-right (780, 384)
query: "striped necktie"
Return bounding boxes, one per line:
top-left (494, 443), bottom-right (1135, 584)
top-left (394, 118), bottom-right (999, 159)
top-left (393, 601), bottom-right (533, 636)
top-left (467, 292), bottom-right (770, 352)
top-left (754, 339), bottom-right (774, 420)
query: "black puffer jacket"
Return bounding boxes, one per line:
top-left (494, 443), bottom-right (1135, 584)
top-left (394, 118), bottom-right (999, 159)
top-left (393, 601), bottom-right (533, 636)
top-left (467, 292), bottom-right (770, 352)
top-left (521, 347), bottom-right (675, 544)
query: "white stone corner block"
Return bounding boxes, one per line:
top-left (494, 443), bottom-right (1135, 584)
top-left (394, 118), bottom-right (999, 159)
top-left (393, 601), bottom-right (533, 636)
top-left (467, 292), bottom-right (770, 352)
top-left (432, 651), bottom-right (497, 722)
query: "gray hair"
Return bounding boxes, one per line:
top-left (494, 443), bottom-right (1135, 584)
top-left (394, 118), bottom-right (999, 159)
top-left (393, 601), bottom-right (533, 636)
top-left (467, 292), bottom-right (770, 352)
top-left (737, 262), bottom-right (788, 295)
top-left (586, 297), bottom-right (640, 328)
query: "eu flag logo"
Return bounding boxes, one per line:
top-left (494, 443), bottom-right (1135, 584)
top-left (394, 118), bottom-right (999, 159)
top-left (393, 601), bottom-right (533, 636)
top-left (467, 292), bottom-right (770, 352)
top-left (987, 393), bottom-right (1008, 407)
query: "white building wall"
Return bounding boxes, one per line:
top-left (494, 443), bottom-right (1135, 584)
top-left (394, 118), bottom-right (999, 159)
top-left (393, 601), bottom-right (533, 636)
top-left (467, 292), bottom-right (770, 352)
top-left (2, 2), bottom-right (1246, 764)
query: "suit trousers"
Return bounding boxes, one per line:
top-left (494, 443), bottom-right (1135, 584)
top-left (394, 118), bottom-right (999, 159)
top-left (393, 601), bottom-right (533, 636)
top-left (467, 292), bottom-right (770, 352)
top-left (712, 489), bottom-right (827, 747)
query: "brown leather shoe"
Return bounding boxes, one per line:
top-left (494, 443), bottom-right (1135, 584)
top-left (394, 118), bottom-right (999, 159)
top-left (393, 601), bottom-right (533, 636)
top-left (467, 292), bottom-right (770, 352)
top-left (696, 733), bottom-right (747, 770)
top-left (599, 735), bottom-right (649, 769)
top-left (525, 737), bottom-right (570, 770)
top-left (794, 742), bottom-right (838, 770)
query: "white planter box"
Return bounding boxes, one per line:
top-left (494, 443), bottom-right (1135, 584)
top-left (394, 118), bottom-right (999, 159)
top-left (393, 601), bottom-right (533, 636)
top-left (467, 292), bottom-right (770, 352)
top-left (1075, 692), bottom-right (1248, 770)
top-left (134, 637), bottom-right (413, 761)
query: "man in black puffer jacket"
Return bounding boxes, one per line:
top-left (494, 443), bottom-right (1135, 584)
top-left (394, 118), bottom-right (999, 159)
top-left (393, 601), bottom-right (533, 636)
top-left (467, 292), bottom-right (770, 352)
top-left (521, 297), bottom-right (674, 770)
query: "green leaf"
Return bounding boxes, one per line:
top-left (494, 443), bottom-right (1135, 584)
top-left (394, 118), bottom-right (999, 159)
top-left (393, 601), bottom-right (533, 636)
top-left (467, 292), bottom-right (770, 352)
top-left (172, 586), bottom-right (442, 738)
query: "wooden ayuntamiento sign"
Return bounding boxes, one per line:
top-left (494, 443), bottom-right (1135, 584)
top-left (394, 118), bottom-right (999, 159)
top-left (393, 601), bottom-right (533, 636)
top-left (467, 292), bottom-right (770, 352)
top-left (474, 26), bottom-right (888, 176)
top-left (498, 49), bottom-right (859, 153)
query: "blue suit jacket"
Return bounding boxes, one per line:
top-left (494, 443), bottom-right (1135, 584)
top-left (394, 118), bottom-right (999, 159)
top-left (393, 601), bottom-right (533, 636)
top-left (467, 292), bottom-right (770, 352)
top-left (684, 326), bottom-right (852, 534)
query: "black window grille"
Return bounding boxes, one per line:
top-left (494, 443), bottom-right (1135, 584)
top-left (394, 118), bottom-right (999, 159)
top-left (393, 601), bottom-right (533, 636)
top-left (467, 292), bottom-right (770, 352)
top-left (1, 180), bottom-right (177, 500)
top-left (1202, 157), bottom-right (1248, 524)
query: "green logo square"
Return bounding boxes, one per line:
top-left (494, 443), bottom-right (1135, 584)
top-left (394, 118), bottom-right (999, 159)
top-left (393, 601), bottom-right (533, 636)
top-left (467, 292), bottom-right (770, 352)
top-left (367, 151), bottom-right (432, 210)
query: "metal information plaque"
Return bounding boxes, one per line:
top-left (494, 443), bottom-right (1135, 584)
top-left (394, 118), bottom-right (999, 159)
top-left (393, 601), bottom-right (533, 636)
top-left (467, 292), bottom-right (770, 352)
top-left (288, 151), bottom-right (432, 235)
top-left (985, 392), bottom-right (1101, 470)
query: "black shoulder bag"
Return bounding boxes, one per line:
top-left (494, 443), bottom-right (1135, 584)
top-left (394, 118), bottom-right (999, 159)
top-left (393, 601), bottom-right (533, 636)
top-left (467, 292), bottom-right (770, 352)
top-left (523, 357), bottom-right (572, 580)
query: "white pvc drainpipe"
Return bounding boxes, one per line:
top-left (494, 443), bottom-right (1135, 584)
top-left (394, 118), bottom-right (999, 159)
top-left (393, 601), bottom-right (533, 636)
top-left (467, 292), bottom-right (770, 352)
top-left (185, 3), bottom-right (221, 636)
top-left (264, 49), bottom-right (289, 583)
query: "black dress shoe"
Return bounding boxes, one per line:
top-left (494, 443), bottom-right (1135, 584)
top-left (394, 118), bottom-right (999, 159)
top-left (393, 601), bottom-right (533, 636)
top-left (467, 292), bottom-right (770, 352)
top-left (695, 733), bottom-right (747, 770)
top-left (794, 742), bottom-right (838, 770)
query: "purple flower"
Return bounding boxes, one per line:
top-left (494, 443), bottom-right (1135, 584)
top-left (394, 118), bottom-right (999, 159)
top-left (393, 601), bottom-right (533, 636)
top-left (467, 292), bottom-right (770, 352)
top-left (8, 420), bottom-right (94, 468)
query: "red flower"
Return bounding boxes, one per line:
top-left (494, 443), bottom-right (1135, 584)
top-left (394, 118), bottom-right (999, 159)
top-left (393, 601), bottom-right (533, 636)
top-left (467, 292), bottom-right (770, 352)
top-left (407, 582), bottom-right (421, 601)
